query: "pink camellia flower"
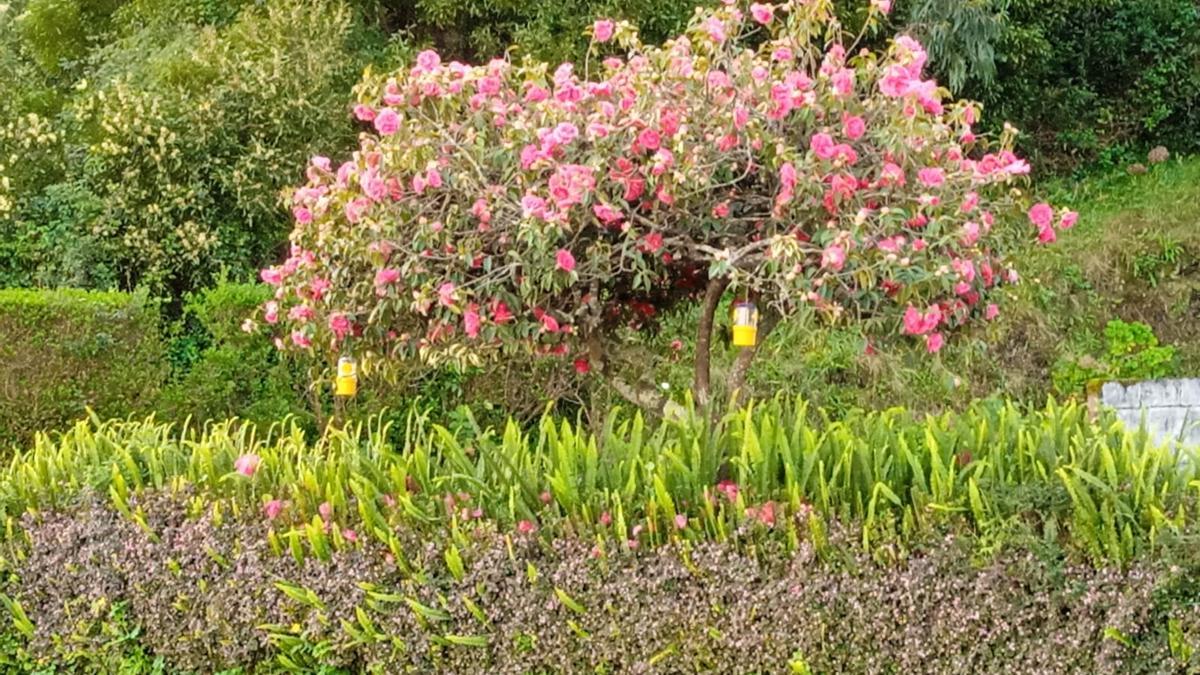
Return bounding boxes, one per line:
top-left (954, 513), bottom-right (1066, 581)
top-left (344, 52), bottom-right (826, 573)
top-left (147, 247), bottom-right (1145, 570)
top-left (463, 307), bottom-right (481, 338)
top-left (353, 104), bottom-right (376, 122)
top-left (810, 132), bottom-right (836, 160)
top-left (1038, 223), bottom-right (1057, 244)
top-left (1060, 210), bottom-right (1079, 229)
top-left (290, 331), bottom-right (311, 348)
top-left (902, 305), bottom-right (942, 335)
top-left (1028, 202), bottom-right (1053, 229)
top-left (750, 3), bottom-right (773, 24)
top-left (344, 197), bottom-right (370, 224)
top-left (293, 206), bottom-right (312, 225)
top-left (674, 513), bottom-right (688, 530)
top-left (573, 358), bottom-right (590, 375)
top-left (260, 267), bottom-right (283, 286)
top-left (415, 49), bottom-right (441, 72)
top-left (556, 249), bottom-right (576, 272)
top-left (637, 128), bottom-right (661, 151)
top-left (599, 511), bottom-right (612, 526)
top-left (491, 300), bottom-right (514, 324)
top-left (263, 499), bottom-right (283, 520)
top-left (703, 16), bottom-right (727, 43)
top-left (961, 221), bottom-right (980, 246)
top-left (593, 19), bottom-right (615, 42)
top-left (375, 267), bottom-right (400, 288)
top-left (918, 167), bottom-right (945, 187)
top-left (374, 108), bottom-right (400, 135)
top-left (641, 232), bottom-right (664, 254)
top-left (540, 312), bottom-right (560, 333)
top-left (329, 313), bottom-right (351, 340)
top-left (961, 192), bottom-right (980, 213)
top-left (822, 244), bottom-right (847, 271)
top-left (593, 202), bottom-right (624, 225)
top-left (264, 301), bottom-right (279, 324)
top-left (754, 501), bottom-right (777, 527)
top-left (872, 0), bottom-right (892, 13)
top-left (438, 282), bottom-right (457, 307)
top-left (670, 339), bottom-right (683, 351)
top-left (712, 201), bottom-right (731, 218)
top-left (234, 454), bottom-right (260, 477)
top-left (985, 304), bottom-right (1000, 321)
top-left (842, 115), bottom-right (866, 140)
top-left (516, 519), bottom-right (538, 535)
top-left (926, 332), bottom-right (945, 353)
top-left (716, 480), bottom-right (739, 502)
top-left (308, 277), bottom-right (331, 301)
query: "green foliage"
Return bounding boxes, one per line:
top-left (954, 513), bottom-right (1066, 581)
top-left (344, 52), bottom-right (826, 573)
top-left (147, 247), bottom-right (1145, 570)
top-left (155, 282), bottom-right (316, 431)
top-left (0, 288), bottom-right (166, 449)
top-left (0, 0), bottom-right (388, 297)
top-left (3, 397), bottom-right (1194, 566)
top-left (1052, 320), bottom-right (1176, 396)
top-left (970, 0), bottom-right (1200, 167)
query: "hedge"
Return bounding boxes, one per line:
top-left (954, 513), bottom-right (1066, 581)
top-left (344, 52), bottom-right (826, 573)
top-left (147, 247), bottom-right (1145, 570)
top-left (0, 288), bottom-right (165, 449)
top-left (1, 400), bottom-right (1199, 670)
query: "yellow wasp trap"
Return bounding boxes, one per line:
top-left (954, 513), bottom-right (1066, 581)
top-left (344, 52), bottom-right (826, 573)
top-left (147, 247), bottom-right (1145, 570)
top-left (335, 355), bottom-right (358, 397)
top-left (731, 301), bottom-right (758, 348)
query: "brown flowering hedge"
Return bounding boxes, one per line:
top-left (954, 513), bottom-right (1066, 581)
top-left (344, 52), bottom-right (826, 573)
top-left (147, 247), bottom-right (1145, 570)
top-left (4, 492), bottom-right (1200, 673)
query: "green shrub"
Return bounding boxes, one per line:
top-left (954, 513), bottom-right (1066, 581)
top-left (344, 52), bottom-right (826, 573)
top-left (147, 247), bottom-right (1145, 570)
top-left (156, 282), bottom-right (317, 430)
top-left (0, 288), bottom-right (166, 449)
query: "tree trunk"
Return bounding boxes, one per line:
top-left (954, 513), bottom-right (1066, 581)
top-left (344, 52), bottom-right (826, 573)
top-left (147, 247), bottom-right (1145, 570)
top-left (726, 309), bottom-right (781, 407)
top-left (693, 276), bottom-right (730, 410)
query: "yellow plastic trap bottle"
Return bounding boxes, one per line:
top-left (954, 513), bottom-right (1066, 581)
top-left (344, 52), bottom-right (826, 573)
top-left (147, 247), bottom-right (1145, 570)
top-left (731, 301), bottom-right (758, 347)
top-left (335, 355), bottom-right (358, 397)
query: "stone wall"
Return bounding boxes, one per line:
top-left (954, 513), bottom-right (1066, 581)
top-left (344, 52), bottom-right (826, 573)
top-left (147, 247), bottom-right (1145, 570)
top-left (1101, 379), bottom-right (1200, 449)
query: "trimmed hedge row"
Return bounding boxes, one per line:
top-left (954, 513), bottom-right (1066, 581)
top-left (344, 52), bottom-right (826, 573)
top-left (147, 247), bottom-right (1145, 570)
top-left (0, 289), bottom-right (164, 448)
top-left (8, 494), bottom-right (1199, 673)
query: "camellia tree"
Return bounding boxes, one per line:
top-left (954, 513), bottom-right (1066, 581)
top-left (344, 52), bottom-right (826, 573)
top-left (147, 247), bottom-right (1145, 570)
top-left (256, 0), bottom-right (1075, 414)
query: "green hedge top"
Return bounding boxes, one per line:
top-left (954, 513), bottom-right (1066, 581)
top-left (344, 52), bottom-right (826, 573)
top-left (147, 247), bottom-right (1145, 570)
top-left (0, 288), bottom-right (165, 448)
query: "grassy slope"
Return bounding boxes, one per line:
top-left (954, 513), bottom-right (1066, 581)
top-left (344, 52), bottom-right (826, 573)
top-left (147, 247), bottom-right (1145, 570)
top-left (696, 157), bottom-right (1200, 413)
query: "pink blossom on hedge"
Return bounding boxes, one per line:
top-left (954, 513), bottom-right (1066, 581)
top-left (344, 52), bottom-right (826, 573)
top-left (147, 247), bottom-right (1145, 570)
top-left (1028, 203), bottom-right (1053, 229)
top-left (842, 115), bottom-right (867, 140)
top-left (234, 454), bottom-right (260, 477)
top-left (374, 108), bottom-right (400, 135)
top-left (750, 3), bottom-right (773, 24)
top-left (328, 313), bottom-right (351, 340)
top-left (926, 332), bottom-right (945, 353)
top-left (1060, 210), bottom-right (1079, 229)
top-left (872, 0), bottom-right (893, 13)
top-left (464, 306), bottom-right (482, 338)
top-left (516, 519), bottom-right (537, 534)
top-left (353, 104), bottom-right (376, 122)
top-left (985, 303), bottom-right (1000, 320)
top-left (556, 249), bottom-right (577, 272)
top-left (918, 168), bottom-right (946, 187)
top-left (637, 128), bottom-right (661, 151)
top-left (822, 244), bottom-right (847, 271)
top-left (375, 268), bottom-right (400, 288)
top-left (593, 19), bottom-right (615, 43)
